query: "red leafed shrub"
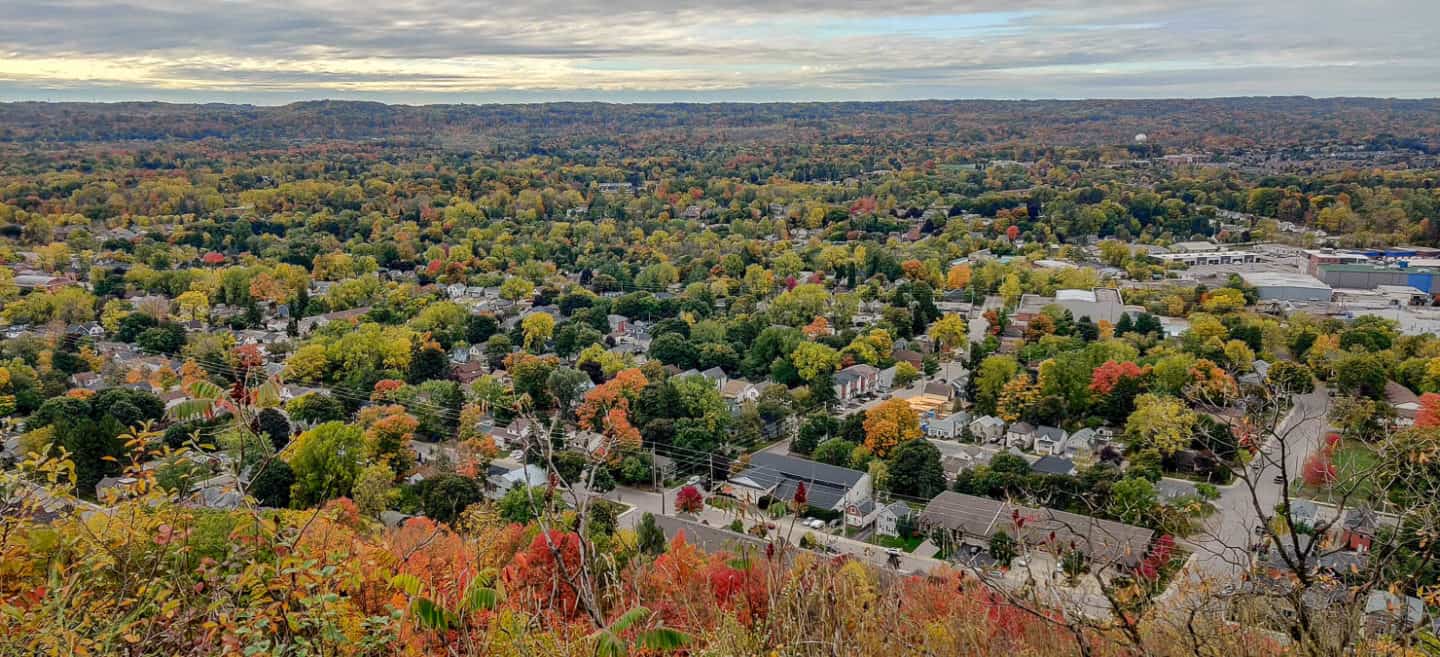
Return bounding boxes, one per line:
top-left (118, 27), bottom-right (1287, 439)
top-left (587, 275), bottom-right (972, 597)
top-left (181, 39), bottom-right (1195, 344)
top-left (1138, 534), bottom-right (1176, 581)
top-left (675, 485), bottom-right (704, 513)
top-left (1302, 450), bottom-right (1338, 487)
top-left (1324, 432), bottom-right (1342, 450)
top-left (502, 531), bottom-right (584, 619)
top-left (1416, 393), bottom-right (1440, 428)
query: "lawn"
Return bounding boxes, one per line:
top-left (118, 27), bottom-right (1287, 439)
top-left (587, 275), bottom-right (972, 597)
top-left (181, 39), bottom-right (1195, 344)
top-left (871, 534), bottom-right (924, 553)
top-left (1297, 438), bottom-right (1380, 504)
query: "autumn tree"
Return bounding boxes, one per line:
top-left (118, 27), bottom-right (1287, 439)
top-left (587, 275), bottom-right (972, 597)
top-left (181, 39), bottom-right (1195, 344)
top-left (863, 398), bottom-right (921, 458)
top-left (927, 313), bottom-right (968, 353)
top-left (1123, 394), bottom-right (1197, 456)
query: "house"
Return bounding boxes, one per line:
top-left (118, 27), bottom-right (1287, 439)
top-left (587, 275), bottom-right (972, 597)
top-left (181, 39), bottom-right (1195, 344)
top-left (892, 349), bottom-right (924, 369)
top-left (1005, 422), bottom-right (1036, 449)
top-left (1341, 507), bottom-right (1379, 552)
top-left (925, 412), bottom-right (970, 440)
top-left (1386, 381), bottom-right (1421, 427)
top-left (721, 378), bottom-right (762, 411)
top-left (1063, 428), bottom-right (1098, 459)
top-left (970, 415), bottom-right (1005, 443)
top-left (1031, 455), bottom-right (1076, 476)
top-left (833, 364), bottom-right (881, 402)
top-left (919, 491), bottom-right (1155, 568)
top-left (699, 366), bottom-right (728, 389)
top-left (941, 453), bottom-right (973, 481)
top-left (876, 365), bottom-right (897, 391)
top-left (874, 501), bottom-right (914, 537)
top-left (726, 452), bottom-right (872, 514)
top-left (844, 500), bottom-right (878, 529)
top-left (70, 372), bottom-right (104, 391)
top-left (13, 274), bottom-right (73, 293)
top-left (1364, 590), bottom-right (1425, 636)
top-left (492, 418), bottom-right (541, 450)
top-left (485, 463), bottom-right (549, 499)
top-left (1260, 534), bottom-right (1368, 580)
top-left (1032, 426), bottom-right (1069, 455)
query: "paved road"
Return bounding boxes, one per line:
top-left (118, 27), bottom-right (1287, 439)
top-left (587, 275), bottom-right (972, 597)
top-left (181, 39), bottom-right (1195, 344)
top-left (1184, 387), bottom-right (1329, 579)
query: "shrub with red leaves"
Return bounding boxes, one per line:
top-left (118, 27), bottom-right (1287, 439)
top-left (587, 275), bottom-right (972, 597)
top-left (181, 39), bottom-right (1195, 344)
top-left (675, 485), bottom-right (704, 514)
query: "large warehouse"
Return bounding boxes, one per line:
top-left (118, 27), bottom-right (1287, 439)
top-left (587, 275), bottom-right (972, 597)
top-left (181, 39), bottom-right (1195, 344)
top-left (1239, 271), bottom-right (1333, 302)
top-left (1319, 264), bottom-right (1440, 294)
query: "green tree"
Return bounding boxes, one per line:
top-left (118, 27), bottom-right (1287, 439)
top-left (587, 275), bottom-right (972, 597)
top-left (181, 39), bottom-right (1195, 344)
top-left (887, 438), bottom-right (946, 499)
top-left (813, 438), bottom-right (856, 467)
top-left (423, 474), bottom-right (484, 524)
top-left (637, 512), bottom-right (667, 556)
top-left (288, 421), bottom-right (366, 507)
top-left (989, 531), bottom-right (1017, 567)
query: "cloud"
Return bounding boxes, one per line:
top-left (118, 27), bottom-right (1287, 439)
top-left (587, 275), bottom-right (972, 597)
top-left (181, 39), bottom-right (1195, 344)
top-left (0, 0), bottom-right (1435, 101)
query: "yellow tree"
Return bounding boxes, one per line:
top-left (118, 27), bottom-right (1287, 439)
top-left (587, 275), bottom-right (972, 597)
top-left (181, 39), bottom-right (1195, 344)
top-left (521, 312), bottom-right (556, 351)
top-left (999, 273), bottom-right (1023, 308)
top-left (995, 374), bottom-right (1039, 423)
top-left (927, 314), bottom-right (968, 353)
top-left (863, 398), bottom-right (921, 458)
top-left (1124, 394), bottom-right (1197, 456)
top-left (175, 290), bottom-right (210, 322)
top-left (791, 342), bottom-right (839, 383)
top-left (945, 264), bottom-right (972, 290)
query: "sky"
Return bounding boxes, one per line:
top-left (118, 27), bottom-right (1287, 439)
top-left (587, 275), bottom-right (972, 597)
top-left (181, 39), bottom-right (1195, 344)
top-left (0, 0), bottom-right (1437, 104)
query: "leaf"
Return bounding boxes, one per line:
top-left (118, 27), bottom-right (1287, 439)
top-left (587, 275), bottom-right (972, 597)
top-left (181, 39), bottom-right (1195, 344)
top-left (592, 631), bottom-right (626, 657)
top-left (390, 573), bottom-right (422, 596)
top-left (411, 597), bottom-right (450, 631)
top-left (607, 606), bottom-right (652, 633)
top-left (637, 628), bottom-right (692, 652)
top-left (167, 399), bottom-right (215, 422)
top-left (461, 585), bottom-right (501, 612)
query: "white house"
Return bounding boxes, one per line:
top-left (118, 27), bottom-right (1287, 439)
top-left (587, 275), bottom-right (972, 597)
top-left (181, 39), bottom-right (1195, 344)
top-left (1032, 426), bottom-right (1069, 455)
top-left (925, 412), bottom-right (970, 440)
top-left (1005, 422), bottom-right (1036, 449)
top-left (970, 415), bottom-right (1005, 443)
top-left (874, 501), bottom-right (914, 537)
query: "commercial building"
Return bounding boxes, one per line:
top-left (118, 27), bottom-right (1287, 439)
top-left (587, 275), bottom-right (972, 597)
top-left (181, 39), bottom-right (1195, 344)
top-left (1238, 271), bottom-right (1333, 302)
top-left (1319, 264), bottom-right (1440, 294)
top-left (1016, 287), bottom-right (1132, 325)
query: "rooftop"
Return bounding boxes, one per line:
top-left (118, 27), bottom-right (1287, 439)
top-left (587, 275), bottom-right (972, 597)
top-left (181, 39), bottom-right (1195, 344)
top-left (1238, 271), bottom-right (1332, 289)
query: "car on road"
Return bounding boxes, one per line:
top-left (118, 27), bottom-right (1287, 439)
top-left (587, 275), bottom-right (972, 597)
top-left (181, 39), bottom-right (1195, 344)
top-left (806, 518), bottom-right (826, 530)
top-left (1272, 474), bottom-right (1285, 484)
top-left (684, 475), bottom-right (701, 488)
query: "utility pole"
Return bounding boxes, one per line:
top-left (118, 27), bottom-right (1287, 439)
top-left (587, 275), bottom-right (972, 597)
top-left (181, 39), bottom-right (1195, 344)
top-left (654, 444), bottom-right (665, 516)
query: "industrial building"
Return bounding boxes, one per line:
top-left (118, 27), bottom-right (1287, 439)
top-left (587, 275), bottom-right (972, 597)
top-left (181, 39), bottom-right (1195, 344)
top-left (1238, 271), bottom-right (1333, 302)
top-left (1015, 287), bottom-right (1134, 324)
top-left (1319, 264), bottom-right (1440, 294)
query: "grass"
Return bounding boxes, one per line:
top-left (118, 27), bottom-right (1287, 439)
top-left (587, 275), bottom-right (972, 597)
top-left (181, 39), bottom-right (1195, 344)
top-left (871, 534), bottom-right (924, 553)
top-left (1297, 438), bottom-right (1380, 504)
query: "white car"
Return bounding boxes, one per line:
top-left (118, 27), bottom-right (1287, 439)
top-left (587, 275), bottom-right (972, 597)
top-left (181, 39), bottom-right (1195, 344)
top-left (807, 519), bottom-right (826, 530)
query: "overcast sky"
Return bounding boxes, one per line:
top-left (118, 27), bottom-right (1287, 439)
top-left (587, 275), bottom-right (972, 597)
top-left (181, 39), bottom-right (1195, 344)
top-left (1, 0), bottom-right (1436, 103)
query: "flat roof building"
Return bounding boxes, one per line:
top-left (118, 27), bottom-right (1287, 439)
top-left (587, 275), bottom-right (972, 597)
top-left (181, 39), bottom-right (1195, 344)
top-left (1239, 271), bottom-right (1333, 302)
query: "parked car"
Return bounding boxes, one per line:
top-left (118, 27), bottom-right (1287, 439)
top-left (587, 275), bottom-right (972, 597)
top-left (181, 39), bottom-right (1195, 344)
top-left (1272, 474), bottom-right (1285, 485)
top-left (807, 518), bottom-right (826, 530)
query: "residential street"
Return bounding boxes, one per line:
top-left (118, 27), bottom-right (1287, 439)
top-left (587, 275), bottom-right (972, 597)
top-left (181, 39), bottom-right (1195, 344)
top-left (1184, 387), bottom-right (1329, 579)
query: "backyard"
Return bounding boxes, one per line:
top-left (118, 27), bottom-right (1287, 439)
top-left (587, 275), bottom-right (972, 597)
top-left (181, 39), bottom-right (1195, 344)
top-left (1297, 437), bottom-right (1380, 504)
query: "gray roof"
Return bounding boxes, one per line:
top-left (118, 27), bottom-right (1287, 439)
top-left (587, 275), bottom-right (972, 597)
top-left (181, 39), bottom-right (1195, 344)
top-left (1032, 455), bottom-right (1075, 475)
top-left (1365, 590), bottom-right (1425, 625)
top-left (920, 491), bottom-right (1155, 567)
top-left (732, 452), bottom-right (868, 511)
